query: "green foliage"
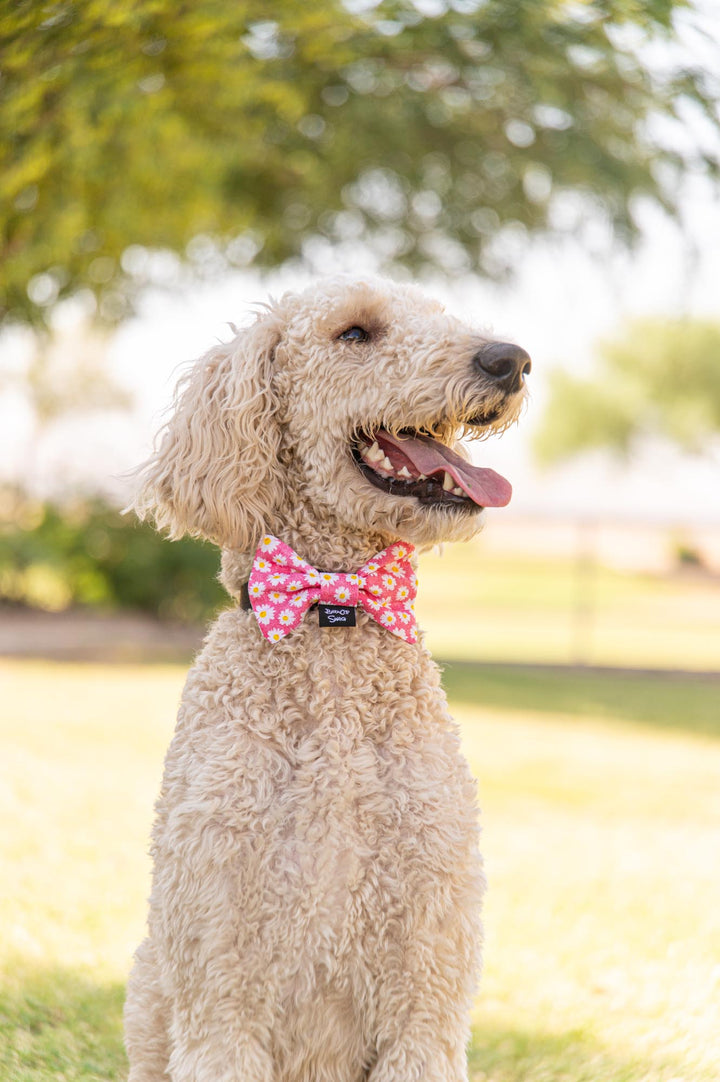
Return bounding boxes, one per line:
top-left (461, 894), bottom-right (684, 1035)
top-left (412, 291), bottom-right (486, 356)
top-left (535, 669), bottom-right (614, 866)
top-left (2, 0), bottom-right (719, 328)
top-left (534, 317), bottom-right (720, 463)
top-left (0, 966), bottom-right (127, 1082)
top-left (534, 367), bottom-right (640, 461)
top-left (442, 661), bottom-right (720, 737)
top-left (0, 497), bottom-right (226, 621)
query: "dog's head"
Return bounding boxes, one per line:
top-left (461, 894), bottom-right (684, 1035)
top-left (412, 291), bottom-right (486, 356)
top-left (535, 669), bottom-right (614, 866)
top-left (135, 278), bottom-right (529, 558)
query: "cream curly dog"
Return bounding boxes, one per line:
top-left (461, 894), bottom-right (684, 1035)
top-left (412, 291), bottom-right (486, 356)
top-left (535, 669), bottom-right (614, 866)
top-left (125, 277), bottom-right (530, 1082)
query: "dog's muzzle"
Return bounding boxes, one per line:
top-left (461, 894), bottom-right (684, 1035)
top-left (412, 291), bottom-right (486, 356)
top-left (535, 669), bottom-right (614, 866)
top-left (473, 342), bottom-right (532, 395)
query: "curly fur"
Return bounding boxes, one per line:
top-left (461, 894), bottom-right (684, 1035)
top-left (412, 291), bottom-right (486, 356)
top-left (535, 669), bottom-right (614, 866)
top-left (125, 277), bottom-right (527, 1082)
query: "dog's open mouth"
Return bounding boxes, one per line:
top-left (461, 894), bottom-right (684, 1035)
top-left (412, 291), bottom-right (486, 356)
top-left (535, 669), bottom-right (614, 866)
top-left (353, 429), bottom-right (512, 509)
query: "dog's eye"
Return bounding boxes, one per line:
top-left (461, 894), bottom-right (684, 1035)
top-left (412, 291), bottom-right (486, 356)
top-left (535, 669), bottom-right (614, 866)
top-left (338, 326), bottom-right (370, 343)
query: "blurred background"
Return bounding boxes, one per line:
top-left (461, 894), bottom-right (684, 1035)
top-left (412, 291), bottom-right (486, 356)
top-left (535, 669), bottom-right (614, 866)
top-left (1, 3), bottom-right (719, 1081)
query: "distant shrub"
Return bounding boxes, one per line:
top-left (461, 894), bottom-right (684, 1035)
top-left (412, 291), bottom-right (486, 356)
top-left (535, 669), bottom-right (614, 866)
top-left (674, 543), bottom-right (705, 569)
top-left (0, 495), bottom-right (226, 622)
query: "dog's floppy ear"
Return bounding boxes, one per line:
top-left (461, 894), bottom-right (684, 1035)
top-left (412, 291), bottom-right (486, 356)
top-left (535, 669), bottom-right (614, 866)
top-left (134, 310), bottom-right (283, 550)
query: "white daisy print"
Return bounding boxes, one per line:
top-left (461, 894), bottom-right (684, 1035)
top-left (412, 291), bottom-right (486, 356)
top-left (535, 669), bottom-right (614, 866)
top-left (382, 574), bottom-right (396, 589)
top-left (256, 605), bottom-right (275, 625)
top-left (396, 586), bottom-right (409, 600)
top-left (320, 572), bottom-right (336, 584)
top-left (268, 572), bottom-right (287, 586)
top-left (249, 581), bottom-right (266, 597)
top-left (255, 557), bottom-right (270, 572)
top-left (380, 611), bottom-right (396, 626)
top-left (392, 545), bottom-right (407, 559)
top-left (368, 584), bottom-right (382, 596)
top-left (260, 536), bottom-right (279, 553)
top-left (389, 562), bottom-right (402, 574)
top-left (269, 591), bottom-right (284, 603)
top-left (287, 578), bottom-right (304, 591)
top-left (334, 586), bottom-right (351, 602)
top-left (366, 562), bottom-right (379, 573)
top-left (399, 612), bottom-right (411, 624)
top-left (268, 629), bottom-right (283, 643)
top-left (278, 609), bottom-right (294, 626)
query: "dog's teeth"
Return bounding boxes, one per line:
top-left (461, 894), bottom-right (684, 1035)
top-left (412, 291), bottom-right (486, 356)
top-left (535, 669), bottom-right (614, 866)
top-left (418, 473), bottom-right (427, 480)
top-left (367, 441), bottom-right (385, 464)
top-left (398, 466), bottom-right (412, 479)
top-left (381, 456), bottom-right (393, 471)
top-left (442, 471), bottom-right (453, 491)
top-left (452, 486), bottom-right (464, 496)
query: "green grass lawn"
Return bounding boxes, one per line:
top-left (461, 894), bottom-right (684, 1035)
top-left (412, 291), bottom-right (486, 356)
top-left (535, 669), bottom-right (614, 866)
top-left (1, 659), bottom-right (719, 1081)
top-left (417, 541), bottom-right (720, 671)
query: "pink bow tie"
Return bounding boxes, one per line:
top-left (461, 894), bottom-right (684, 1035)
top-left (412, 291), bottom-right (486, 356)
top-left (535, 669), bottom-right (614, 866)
top-left (247, 536), bottom-right (417, 644)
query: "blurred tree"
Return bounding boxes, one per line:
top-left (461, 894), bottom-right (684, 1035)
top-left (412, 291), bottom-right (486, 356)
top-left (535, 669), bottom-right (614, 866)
top-left (0, 495), bottom-right (226, 620)
top-left (1, 0), bottom-right (719, 329)
top-left (534, 318), bottom-right (720, 462)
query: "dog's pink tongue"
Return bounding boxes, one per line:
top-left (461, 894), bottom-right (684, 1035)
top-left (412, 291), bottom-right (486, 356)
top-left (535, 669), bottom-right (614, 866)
top-left (376, 430), bottom-right (512, 507)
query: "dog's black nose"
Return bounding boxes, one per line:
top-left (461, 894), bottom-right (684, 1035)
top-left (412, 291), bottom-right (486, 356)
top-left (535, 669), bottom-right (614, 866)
top-left (474, 342), bottom-right (532, 393)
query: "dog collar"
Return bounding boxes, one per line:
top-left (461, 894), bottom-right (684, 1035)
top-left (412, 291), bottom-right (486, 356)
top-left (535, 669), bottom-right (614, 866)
top-left (241, 535), bottom-right (418, 644)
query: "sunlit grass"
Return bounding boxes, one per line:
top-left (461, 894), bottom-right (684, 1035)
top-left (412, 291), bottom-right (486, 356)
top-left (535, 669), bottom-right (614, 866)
top-left (1, 659), bottom-right (719, 1080)
top-left (460, 702), bottom-right (720, 1081)
top-left (418, 540), bottom-right (720, 671)
top-left (442, 662), bottom-right (720, 739)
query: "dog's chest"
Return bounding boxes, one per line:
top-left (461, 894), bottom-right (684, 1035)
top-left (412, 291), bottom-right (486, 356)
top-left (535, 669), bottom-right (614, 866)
top-left (170, 614), bottom-right (480, 985)
top-left (238, 707), bottom-right (475, 1006)
top-left (244, 685), bottom-right (474, 955)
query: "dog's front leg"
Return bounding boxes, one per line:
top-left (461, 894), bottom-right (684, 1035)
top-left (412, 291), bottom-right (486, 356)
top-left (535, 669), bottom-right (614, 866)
top-left (166, 1020), bottom-right (274, 1082)
top-left (126, 933), bottom-right (275, 1082)
top-left (365, 907), bottom-right (479, 1082)
top-left (149, 855), bottom-right (278, 1082)
top-left (154, 923), bottom-right (277, 1082)
top-left (367, 1023), bottom-right (470, 1082)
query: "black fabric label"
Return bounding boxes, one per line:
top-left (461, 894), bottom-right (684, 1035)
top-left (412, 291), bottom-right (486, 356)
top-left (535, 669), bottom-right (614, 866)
top-left (318, 604), bottom-right (356, 628)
